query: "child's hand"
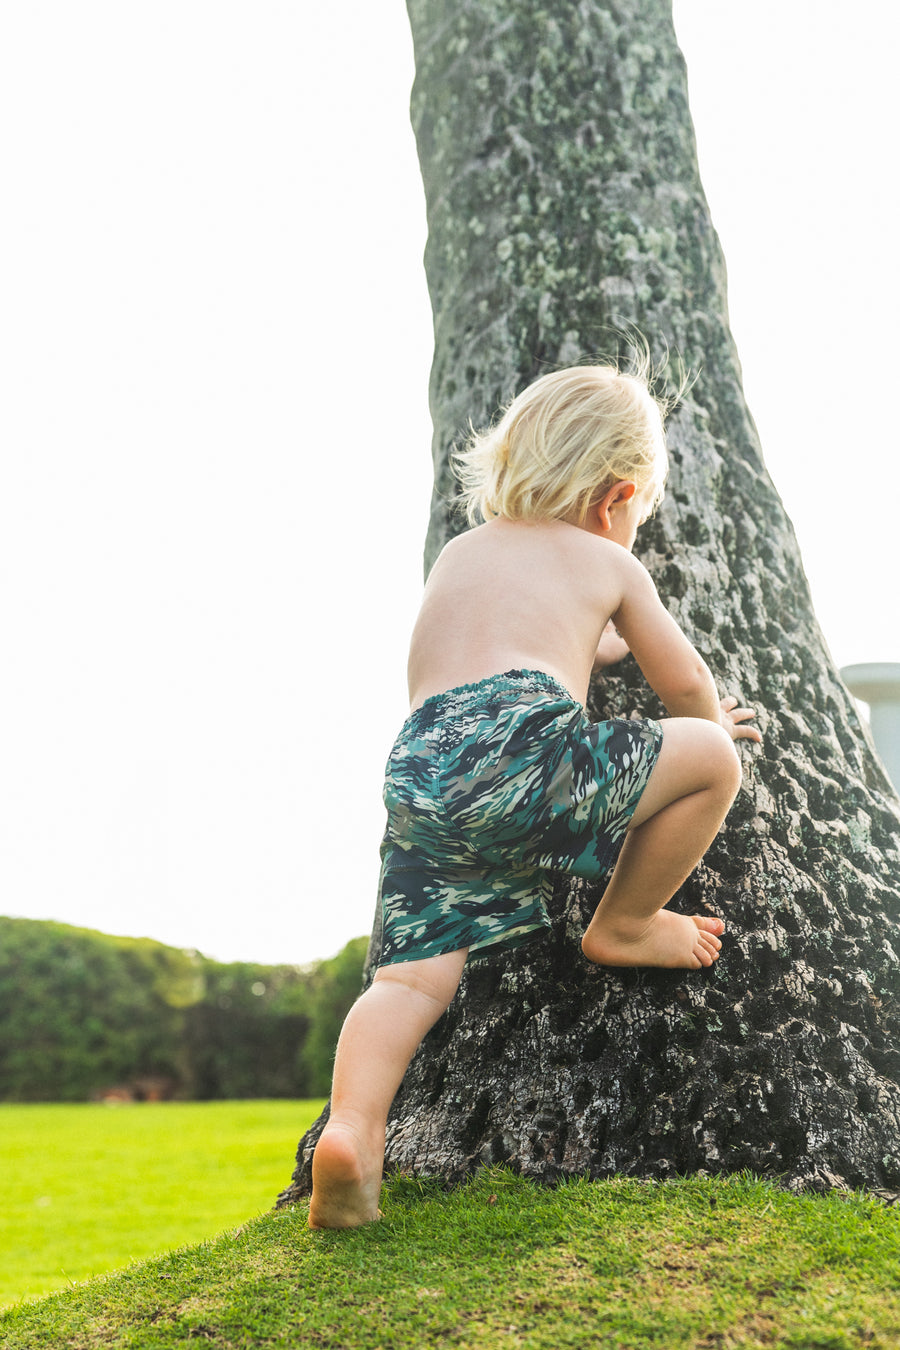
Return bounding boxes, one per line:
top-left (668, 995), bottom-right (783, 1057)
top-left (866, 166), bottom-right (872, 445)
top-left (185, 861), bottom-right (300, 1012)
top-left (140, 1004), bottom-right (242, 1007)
top-left (719, 695), bottom-right (762, 743)
top-left (593, 621), bottom-right (630, 671)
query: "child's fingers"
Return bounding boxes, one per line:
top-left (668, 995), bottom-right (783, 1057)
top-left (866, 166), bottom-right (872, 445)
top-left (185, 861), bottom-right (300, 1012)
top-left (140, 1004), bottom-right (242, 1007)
top-left (721, 696), bottom-right (758, 723)
top-left (729, 711), bottom-right (762, 743)
top-left (721, 696), bottom-right (762, 743)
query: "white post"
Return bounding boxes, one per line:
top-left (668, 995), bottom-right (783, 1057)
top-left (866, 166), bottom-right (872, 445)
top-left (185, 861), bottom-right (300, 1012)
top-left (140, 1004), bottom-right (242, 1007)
top-left (840, 663), bottom-right (900, 792)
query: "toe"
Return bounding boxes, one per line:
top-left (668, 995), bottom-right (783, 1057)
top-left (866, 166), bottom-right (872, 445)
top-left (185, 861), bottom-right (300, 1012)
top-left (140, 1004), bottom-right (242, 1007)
top-left (696, 935), bottom-right (721, 965)
top-left (694, 916), bottom-right (725, 936)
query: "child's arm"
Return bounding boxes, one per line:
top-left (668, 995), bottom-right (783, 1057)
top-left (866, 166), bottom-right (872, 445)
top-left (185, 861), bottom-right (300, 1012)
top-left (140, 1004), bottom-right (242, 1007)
top-left (612, 556), bottom-right (761, 742)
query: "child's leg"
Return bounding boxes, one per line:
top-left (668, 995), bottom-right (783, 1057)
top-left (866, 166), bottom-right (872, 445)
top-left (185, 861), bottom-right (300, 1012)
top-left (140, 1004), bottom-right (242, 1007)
top-left (582, 718), bottom-right (742, 969)
top-left (308, 946), bottom-right (468, 1229)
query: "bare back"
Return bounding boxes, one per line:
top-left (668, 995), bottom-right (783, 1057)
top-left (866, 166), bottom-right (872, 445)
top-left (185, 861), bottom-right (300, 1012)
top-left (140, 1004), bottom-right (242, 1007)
top-left (407, 518), bottom-right (634, 711)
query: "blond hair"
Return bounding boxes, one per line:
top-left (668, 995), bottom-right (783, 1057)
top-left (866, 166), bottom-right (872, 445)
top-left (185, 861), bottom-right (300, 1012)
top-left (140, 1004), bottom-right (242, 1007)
top-left (454, 362), bottom-right (670, 527)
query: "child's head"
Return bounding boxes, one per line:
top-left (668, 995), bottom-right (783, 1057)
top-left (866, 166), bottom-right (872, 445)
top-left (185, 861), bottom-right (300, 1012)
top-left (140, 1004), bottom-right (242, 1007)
top-left (455, 362), bottom-right (670, 528)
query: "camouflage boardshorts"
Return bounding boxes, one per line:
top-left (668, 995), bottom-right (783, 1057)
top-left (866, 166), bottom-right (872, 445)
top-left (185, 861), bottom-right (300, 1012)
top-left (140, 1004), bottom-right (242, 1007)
top-left (377, 669), bottom-right (663, 966)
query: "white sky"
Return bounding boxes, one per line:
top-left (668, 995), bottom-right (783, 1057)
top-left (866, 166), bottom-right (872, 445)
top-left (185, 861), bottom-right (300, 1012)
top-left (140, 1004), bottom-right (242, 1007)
top-left (1, 2), bottom-right (897, 968)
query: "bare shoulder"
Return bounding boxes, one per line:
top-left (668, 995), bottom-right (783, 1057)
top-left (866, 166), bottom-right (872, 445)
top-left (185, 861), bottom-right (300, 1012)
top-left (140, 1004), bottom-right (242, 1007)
top-left (430, 520), bottom-right (651, 605)
top-left (543, 523), bottom-right (653, 588)
top-left (437, 518), bottom-right (643, 562)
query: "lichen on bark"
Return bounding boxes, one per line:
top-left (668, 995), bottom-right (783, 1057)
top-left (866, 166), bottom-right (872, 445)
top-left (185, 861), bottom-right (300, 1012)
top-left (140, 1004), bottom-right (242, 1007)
top-left (279, 0), bottom-right (900, 1206)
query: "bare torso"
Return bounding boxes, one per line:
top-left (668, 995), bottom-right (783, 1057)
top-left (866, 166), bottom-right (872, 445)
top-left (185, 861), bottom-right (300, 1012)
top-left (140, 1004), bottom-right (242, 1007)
top-left (407, 518), bottom-right (633, 711)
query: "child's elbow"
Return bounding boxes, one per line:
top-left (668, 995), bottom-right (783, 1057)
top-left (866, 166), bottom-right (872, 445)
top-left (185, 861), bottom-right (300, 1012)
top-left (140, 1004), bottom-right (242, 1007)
top-left (659, 662), bottom-right (718, 718)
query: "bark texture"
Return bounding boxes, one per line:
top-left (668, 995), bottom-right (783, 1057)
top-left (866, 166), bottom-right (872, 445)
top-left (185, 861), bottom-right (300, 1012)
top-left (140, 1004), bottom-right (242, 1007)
top-left (280, 0), bottom-right (900, 1202)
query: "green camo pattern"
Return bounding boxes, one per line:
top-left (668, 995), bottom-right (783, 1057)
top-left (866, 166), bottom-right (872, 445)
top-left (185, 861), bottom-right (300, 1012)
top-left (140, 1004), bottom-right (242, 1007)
top-left (377, 670), bottom-right (662, 965)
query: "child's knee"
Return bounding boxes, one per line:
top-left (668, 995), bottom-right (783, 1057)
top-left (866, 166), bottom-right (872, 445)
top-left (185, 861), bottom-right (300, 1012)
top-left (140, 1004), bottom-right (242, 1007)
top-left (700, 721), bottom-right (743, 799)
top-left (628, 719), bottom-right (743, 829)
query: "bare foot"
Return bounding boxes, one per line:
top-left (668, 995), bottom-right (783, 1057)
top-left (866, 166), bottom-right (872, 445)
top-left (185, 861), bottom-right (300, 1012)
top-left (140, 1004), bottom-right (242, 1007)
top-left (308, 1122), bottom-right (383, 1229)
top-left (581, 912), bottom-right (724, 969)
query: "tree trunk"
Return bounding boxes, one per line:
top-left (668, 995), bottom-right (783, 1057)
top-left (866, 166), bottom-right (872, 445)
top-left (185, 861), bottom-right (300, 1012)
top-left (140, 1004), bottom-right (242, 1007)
top-left (280, 0), bottom-right (900, 1203)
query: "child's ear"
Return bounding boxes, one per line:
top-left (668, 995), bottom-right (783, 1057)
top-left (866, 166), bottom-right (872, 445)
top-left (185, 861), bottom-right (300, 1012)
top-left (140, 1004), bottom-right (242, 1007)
top-left (595, 480), bottom-right (636, 530)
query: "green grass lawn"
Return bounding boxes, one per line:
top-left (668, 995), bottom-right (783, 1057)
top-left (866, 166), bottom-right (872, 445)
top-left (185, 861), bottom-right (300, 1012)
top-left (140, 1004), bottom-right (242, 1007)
top-left (1, 1099), bottom-right (324, 1308)
top-left (1, 1167), bottom-right (899, 1349)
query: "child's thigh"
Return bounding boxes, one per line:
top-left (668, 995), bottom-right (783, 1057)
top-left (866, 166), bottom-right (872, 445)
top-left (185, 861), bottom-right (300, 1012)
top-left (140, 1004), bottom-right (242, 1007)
top-left (627, 717), bottom-right (740, 830)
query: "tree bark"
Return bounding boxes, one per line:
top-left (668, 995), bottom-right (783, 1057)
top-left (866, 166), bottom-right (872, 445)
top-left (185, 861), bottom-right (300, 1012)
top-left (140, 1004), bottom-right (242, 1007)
top-left (280, 0), bottom-right (900, 1202)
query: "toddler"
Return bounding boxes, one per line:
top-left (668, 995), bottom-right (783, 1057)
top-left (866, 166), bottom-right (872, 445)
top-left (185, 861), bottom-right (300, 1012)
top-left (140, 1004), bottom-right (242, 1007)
top-left (309, 361), bottom-right (760, 1228)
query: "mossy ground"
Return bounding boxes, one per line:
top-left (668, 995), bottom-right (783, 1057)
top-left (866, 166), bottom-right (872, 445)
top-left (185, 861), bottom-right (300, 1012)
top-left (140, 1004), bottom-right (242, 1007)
top-left (3, 1168), bottom-right (899, 1349)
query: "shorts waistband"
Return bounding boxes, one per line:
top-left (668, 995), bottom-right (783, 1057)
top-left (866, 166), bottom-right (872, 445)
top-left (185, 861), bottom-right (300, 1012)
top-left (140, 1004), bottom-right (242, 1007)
top-left (402, 669), bottom-right (576, 737)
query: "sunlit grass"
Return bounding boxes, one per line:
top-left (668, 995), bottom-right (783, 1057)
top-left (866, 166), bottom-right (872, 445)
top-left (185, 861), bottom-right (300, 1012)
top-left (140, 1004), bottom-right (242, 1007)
top-left (2, 1168), bottom-right (899, 1349)
top-left (2, 1099), bottom-right (324, 1307)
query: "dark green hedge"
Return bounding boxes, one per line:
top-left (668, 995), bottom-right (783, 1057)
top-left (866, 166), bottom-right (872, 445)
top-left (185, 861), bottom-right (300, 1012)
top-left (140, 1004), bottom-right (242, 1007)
top-left (0, 917), bottom-right (367, 1101)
